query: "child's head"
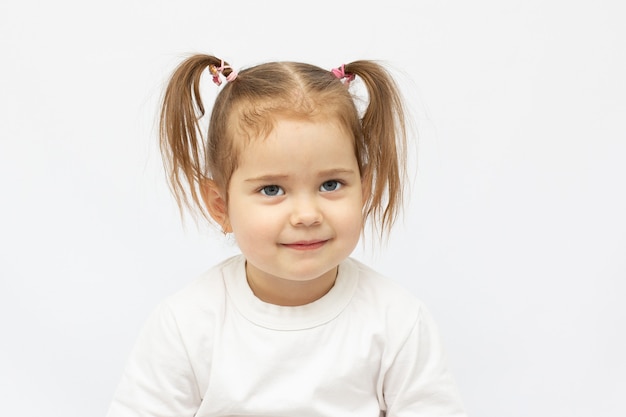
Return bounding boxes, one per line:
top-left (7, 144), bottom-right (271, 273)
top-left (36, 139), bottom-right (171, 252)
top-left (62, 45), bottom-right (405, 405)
top-left (160, 54), bottom-right (407, 240)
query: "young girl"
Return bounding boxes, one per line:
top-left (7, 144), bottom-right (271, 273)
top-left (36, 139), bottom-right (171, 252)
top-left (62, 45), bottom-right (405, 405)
top-left (107, 54), bottom-right (466, 416)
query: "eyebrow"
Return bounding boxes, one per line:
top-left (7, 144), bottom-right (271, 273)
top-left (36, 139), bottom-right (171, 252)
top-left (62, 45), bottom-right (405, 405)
top-left (245, 168), bottom-right (357, 183)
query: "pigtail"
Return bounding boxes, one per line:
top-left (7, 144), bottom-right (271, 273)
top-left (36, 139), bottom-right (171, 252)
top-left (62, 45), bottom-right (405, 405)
top-left (344, 61), bottom-right (407, 237)
top-left (159, 54), bottom-right (233, 219)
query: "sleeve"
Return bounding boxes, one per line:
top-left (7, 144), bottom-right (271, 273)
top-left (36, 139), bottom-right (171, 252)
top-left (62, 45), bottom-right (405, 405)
top-left (105, 301), bottom-right (202, 417)
top-left (382, 305), bottom-right (467, 417)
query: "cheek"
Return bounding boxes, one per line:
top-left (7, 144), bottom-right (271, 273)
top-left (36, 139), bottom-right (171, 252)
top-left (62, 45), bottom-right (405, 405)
top-left (332, 199), bottom-right (365, 232)
top-left (228, 204), bottom-right (279, 242)
top-left (228, 215), bottom-right (260, 255)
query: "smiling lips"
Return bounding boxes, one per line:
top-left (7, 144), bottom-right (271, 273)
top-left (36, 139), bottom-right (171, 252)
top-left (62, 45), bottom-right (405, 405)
top-left (282, 240), bottom-right (328, 250)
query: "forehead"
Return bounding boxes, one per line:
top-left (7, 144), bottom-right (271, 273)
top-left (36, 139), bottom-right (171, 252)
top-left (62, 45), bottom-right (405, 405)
top-left (230, 110), bottom-right (355, 151)
top-left (232, 116), bottom-right (358, 176)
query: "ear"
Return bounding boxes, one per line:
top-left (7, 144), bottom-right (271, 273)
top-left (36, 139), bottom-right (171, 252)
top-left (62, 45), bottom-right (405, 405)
top-left (200, 179), bottom-right (232, 233)
top-left (360, 166), bottom-right (372, 206)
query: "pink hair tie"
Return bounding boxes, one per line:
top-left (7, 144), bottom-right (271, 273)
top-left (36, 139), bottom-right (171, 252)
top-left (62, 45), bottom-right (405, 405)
top-left (209, 60), bottom-right (238, 86)
top-left (331, 64), bottom-right (355, 86)
top-left (225, 71), bottom-right (238, 82)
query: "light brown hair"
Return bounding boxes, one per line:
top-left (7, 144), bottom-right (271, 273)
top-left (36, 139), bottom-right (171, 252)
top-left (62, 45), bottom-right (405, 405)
top-left (160, 54), bottom-right (408, 237)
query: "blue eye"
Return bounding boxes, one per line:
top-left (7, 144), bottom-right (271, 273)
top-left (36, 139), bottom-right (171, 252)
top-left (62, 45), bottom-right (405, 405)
top-left (260, 185), bottom-right (284, 196)
top-left (320, 180), bottom-right (341, 192)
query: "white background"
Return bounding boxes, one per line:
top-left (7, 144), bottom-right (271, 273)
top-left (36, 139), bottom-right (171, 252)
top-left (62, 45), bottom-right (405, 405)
top-left (1, 1), bottom-right (625, 416)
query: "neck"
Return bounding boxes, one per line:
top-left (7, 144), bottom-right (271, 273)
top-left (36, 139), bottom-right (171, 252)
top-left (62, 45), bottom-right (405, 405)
top-left (245, 264), bottom-right (338, 306)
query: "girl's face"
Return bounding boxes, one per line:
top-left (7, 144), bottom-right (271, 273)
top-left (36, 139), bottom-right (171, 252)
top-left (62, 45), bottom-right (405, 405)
top-left (222, 117), bottom-right (365, 302)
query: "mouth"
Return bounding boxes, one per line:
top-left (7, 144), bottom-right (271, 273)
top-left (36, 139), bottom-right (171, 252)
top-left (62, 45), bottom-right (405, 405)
top-left (281, 239), bottom-right (329, 251)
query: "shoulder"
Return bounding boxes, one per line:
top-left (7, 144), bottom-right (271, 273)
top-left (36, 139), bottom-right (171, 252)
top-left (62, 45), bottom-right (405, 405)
top-left (346, 257), bottom-right (422, 305)
top-left (341, 258), bottom-right (450, 371)
top-left (343, 257), bottom-right (425, 327)
top-left (158, 255), bottom-right (244, 329)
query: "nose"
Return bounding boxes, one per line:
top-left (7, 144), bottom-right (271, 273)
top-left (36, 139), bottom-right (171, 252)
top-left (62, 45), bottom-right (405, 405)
top-left (289, 195), bottom-right (323, 227)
